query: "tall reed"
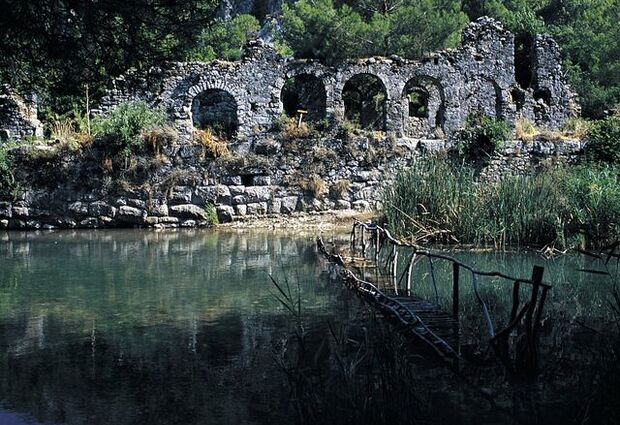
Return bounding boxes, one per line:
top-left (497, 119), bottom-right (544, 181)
top-left (383, 160), bottom-right (620, 249)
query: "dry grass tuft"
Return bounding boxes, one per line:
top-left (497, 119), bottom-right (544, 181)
top-left (515, 116), bottom-right (538, 142)
top-left (195, 128), bottom-right (231, 158)
top-left (301, 174), bottom-right (327, 199)
top-left (330, 179), bottom-right (351, 199)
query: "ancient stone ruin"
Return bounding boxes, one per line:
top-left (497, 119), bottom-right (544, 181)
top-left (0, 85), bottom-right (43, 142)
top-left (99, 17), bottom-right (578, 147)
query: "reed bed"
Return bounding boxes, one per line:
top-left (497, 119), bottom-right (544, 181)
top-left (383, 160), bottom-right (620, 249)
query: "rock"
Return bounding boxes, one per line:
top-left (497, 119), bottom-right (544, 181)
top-left (336, 200), bottom-right (351, 210)
top-left (217, 185), bottom-right (231, 204)
top-left (253, 175), bottom-right (271, 186)
top-left (118, 206), bottom-right (147, 224)
top-left (12, 206), bottom-right (29, 218)
top-left (216, 205), bottom-right (235, 223)
top-left (245, 186), bottom-right (271, 203)
top-left (232, 195), bottom-right (247, 205)
top-left (229, 186), bottom-right (246, 197)
top-left (235, 204), bottom-right (247, 216)
top-left (89, 201), bottom-right (117, 218)
top-left (193, 186), bottom-right (218, 205)
top-left (170, 186), bottom-right (193, 204)
top-left (246, 202), bottom-right (268, 215)
top-left (169, 204), bottom-right (208, 220)
top-left (127, 198), bottom-right (147, 210)
top-left (80, 218), bottom-right (99, 228)
top-left (0, 202), bottom-right (12, 218)
top-left (221, 176), bottom-right (242, 185)
top-left (0, 219), bottom-right (8, 228)
top-left (280, 196), bottom-right (299, 214)
top-left (149, 204), bottom-right (169, 217)
top-left (145, 216), bottom-right (160, 226)
top-left (181, 219), bottom-right (197, 227)
top-left (159, 216), bottom-right (180, 224)
top-left (352, 200), bottom-right (371, 211)
top-left (68, 201), bottom-right (89, 216)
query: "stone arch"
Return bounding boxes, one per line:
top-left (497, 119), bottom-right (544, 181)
top-left (342, 73), bottom-right (388, 130)
top-left (191, 89), bottom-right (239, 138)
top-left (402, 76), bottom-right (446, 137)
top-left (280, 73), bottom-right (327, 122)
top-left (185, 80), bottom-right (248, 139)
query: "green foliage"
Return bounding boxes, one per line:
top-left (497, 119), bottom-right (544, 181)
top-left (383, 160), bottom-right (620, 248)
top-left (457, 113), bottom-right (511, 160)
top-left (188, 15), bottom-right (261, 62)
top-left (586, 116), bottom-right (620, 165)
top-left (281, 0), bottom-right (467, 64)
top-left (205, 203), bottom-right (219, 225)
top-left (92, 102), bottom-right (166, 158)
top-left (0, 142), bottom-right (17, 192)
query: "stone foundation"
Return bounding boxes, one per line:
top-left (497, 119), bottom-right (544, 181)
top-left (0, 135), bottom-right (582, 231)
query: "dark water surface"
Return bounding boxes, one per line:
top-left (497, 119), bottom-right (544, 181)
top-left (0, 229), bottom-right (615, 425)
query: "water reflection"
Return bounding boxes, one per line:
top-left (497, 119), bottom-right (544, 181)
top-left (0, 229), bottom-right (341, 425)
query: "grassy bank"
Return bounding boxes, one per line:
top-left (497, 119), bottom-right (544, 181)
top-left (383, 161), bottom-right (620, 249)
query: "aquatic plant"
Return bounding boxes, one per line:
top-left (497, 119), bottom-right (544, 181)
top-left (383, 160), bottom-right (620, 249)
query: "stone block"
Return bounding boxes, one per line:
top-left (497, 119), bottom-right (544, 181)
top-left (169, 186), bottom-right (193, 204)
top-left (89, 201), bottom-right (117, 218)
top-left (68, 201), bottom-right (89, 216)
top-left (216, 205), bottom-right (235, 223)
top-left (169, 204), bottom-right (208, 220)
top-left (246, 202), bottom-right (268, 215)
top-left (193, 186), bottom-right (218, 205)
top-left (222, 176), bottom-right (242, 185)
top-left (245, 186), bottom-right (271, 203)
top-left (280, 196), bottom-right (299, 214)
top-left (0, 202), bottom-right (12, 218)
top-left (253, 175), bottom-right (271, 186)
top-left (118, 206), bottom-right (147, 224)
top-left (235, 204), bottom-right (247, 216)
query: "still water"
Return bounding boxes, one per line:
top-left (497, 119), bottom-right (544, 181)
top-left (0, 229), bottom-right (615, 424)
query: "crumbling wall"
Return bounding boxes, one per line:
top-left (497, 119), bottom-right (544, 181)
top-left (98, 17), bottom-right (576, 146)
top-left (0, 85), bottom-right (43, 142)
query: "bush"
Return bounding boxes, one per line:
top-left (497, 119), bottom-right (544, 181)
top-left (194, 128), bottom-right (230, 158)
top-left (457, 112), bottom-right (511, 160)
top-left (586, 116), bottom-right (620, 164)
top-left (92, 101), bottom-right (166, 158)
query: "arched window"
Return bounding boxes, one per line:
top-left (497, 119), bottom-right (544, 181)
top-left (281, 74), bottom-right (327, 122)
top-left (191, 89), bottom-right (238, 138)
top-left (406, 86), bottom-right (430, 118)
top-left (342, 74), bottom-right (387, 130)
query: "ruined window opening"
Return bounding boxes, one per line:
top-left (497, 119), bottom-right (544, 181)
top-left (342, 74), bottom-right (387, 130)
top-left (514, 34), bottom-right (534, 89)
top-left (511, 87), bottom-right (525, 112)
top-left (406, 86), bottom-right (430, 118)
top-left (281, 74), bottom-right (327, 122)
top-left (191, 89), bottom-right (238, 138)
top-left (533, 88), bottom-right (551, 105)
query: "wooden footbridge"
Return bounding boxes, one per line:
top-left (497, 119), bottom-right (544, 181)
top-left (317, 221), bottom-right (552, 375)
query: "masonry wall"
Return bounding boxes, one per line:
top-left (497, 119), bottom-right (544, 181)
top-left (98, 17), bottom-right (577, 149)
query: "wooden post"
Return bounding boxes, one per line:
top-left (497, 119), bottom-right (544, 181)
top-left (392, 247), bottom-right (399, 293)
top-left (297, 109), bottom-right (307, 127)
top-left (407, 253), bottom-right (416, 293)
top-left (452, 262), bottom-right (460, 319)
top-left (361, 226), bottom-right (366, 257)
top-left (375, 228), bottom-right (380, 261)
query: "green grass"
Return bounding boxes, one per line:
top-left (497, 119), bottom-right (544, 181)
top-left (383, 160), bottom-right (620, 249)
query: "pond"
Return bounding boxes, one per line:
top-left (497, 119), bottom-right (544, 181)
top-left (0, 229), bottom-right (617, 425)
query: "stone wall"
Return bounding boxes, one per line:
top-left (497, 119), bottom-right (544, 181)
top-left (97, 17), bottom-right (577, 148)
top-left (0, 135), bottom-right (582, 230)
top-left (0, 85), bottom-right (43, 142)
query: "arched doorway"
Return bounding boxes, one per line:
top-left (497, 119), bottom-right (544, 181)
top-left (281, 74), bottom-right (327, 122)
top-left (342, 74), bottom-right (387, 130)
top-left (191, 89), bottom-right (238, 138)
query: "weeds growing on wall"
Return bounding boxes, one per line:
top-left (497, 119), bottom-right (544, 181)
top-left (92, 101), bottom-right (166, 158)
top-left (0, 142), bottom-right (17, 193)
top-left (456, 112), bottom-right (511, 162)
top-left (383, 159), bottom-right (620, 249)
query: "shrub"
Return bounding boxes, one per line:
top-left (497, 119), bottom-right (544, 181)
top-left (92, 101), bottom-right (166, 158)
top-left (586, 116), bottom-right (620, 164)
top-left (457, 112), bottom-right (511, 160)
